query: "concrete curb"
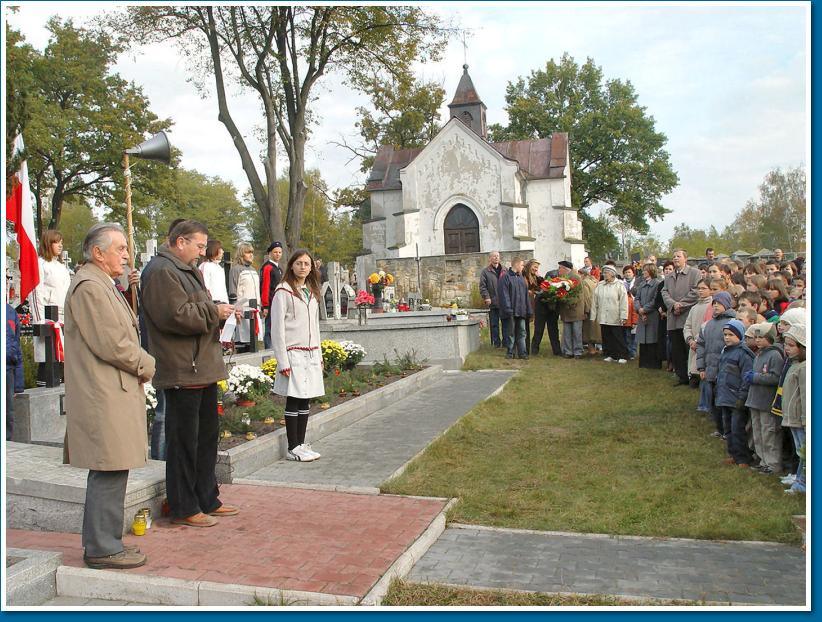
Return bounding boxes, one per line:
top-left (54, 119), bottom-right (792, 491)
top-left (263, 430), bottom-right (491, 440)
top-left (448, 522), bottom-right (805, 548)
top-left (216, 365), bottom-right (443, 483)
top-left (360, 498), bottom-right (458, 606)
top-left (54, 566), bottom-right (358, 607)
top-left (231, 478), bottom-right (381, 496)
top-left (6, 548), bottom-right (62, 606)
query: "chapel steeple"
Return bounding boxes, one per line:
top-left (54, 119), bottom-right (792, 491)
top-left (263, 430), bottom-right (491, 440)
top-left (448, 64), bottom-right (487, 139)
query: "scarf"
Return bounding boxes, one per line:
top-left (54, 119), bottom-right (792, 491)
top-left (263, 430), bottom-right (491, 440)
top-left (770, 358), bottom-right (793, 416)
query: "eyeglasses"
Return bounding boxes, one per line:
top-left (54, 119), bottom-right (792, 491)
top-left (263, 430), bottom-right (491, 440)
top-left (183, 238), bottom-right (207, 251)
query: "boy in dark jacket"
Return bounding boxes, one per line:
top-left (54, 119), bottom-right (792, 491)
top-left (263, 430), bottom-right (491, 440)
top-left (6, 302), bottom-right (25, 440)
top-left (744, 322), bottom-right (784, 475)
top-left (696, 291), bottom-right (736, 438)
top-left (497, 258), bottom-right (531, 359)
top-left (715, 319), bottom-right (755, 467)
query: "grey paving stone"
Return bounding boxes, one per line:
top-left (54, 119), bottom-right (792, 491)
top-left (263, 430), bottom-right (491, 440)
top-left (408, 527), bottom-right (806, 605)
top-left (245, 371), bottom-right (514, 489)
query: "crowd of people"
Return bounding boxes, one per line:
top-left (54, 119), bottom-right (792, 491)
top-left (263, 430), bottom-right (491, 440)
top-left (482, 247), bottom-right (807, 493)
top-left (6, 221), bottom-right (326, 570)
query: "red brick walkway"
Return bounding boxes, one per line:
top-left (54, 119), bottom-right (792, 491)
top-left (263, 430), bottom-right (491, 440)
top-left (7, 484), bottom-right (446, 599)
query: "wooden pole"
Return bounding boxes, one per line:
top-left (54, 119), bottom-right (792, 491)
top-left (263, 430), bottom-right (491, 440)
top-left (123, 153), bottom-right (138, 313)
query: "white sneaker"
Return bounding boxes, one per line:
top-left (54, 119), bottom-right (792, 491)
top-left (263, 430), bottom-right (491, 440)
top-left (617, 359), bottom-right (627, 364)
top-left (603, 357), bottom-right (614, 363)
top-left (781, 474), bottom-right (797, 485)
top-left (287, 445), bottom-right (317, 462)
top-left (301, 443), bottom-right (321, 460)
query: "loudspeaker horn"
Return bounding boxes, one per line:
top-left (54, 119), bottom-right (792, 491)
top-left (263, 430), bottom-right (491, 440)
top-left (125, 131), bottom-right (171, 164)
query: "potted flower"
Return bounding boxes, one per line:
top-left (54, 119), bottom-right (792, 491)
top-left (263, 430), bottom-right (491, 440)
top-left (320, 339), bottom-right (348, 374)
top-left (339, 340), bottom-right (367, 370)
top-left (227, 364), bottom-right (272, 407)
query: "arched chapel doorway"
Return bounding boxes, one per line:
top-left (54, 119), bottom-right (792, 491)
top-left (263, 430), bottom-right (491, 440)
top-left (443, 204), bottom-right (480, 254)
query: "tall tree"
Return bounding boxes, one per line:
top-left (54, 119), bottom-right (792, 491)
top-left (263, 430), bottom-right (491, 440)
top-left (489, 53), bottom-right (679, 254)
top-left (666, 224), bottom-right (728, 258)
top-left (5, 21), bottom-right (35, 186)
top-left (127, 168), bottom-right (245, 253)
top-left (57, 197), bottom-right (96, 264)
top-left (337, 75), bottom-right (446, 172)
top-left (725, 167), bottom-right (806, 253)
top-left (21, 18), bottom-right (172, 236)
top-left (108, 6), bottom-right (450, 255)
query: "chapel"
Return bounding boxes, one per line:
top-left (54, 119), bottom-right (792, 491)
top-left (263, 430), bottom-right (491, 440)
top-left (356, 65), bottom-right (586, 302)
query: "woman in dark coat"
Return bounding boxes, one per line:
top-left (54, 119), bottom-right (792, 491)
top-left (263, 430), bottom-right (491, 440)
top-left (635, 262), bottom-right (664, 369)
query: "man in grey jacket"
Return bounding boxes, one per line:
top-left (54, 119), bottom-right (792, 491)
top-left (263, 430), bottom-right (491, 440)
top-left (662, 249), bottom-right (700, 386)
top-left (479, 251), bottom-right (504, 348)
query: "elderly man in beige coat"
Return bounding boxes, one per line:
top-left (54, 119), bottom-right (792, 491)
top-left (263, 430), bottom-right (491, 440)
top-left (64, 223), bottom-right (155, 570)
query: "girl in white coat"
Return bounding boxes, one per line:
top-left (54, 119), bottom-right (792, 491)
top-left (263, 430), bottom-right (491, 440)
top-left (30, 229), bottom-right (71, 323)
top-left (270, 249), bottom-right (324, 462)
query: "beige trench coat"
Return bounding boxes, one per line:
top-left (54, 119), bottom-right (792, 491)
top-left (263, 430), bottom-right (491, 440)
top-left (63, 263), bottom-right (155, 471)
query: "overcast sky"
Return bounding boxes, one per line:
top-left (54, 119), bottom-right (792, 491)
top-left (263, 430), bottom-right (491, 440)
top-left (6, 2), bottom-right (808, 242)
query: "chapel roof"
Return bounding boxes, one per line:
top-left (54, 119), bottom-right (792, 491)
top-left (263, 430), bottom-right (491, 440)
top-left (366, 132), bottom-right (569, 192)
top-left (449, 64), bottom-right (484, 107)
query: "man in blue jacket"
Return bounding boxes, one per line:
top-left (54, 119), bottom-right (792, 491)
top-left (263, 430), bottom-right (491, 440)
top-left (6, 302), bottom-right (25, 440)
top-left (497, 258), bottom-right (531, 359)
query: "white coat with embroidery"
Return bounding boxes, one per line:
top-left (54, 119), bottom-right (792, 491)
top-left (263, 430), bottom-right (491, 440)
top-left (270, 281), bottom-right (324, 399)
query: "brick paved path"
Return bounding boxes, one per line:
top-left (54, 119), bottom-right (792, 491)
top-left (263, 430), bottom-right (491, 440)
top-left (408, 525), bottom-right (806, 605)
top-left (8, 484), bottom-right (446, 600)
top-left (243, 370), bottom-right (514, 490)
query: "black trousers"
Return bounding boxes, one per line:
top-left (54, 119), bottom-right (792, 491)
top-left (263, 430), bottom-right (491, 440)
top-left (165, 385), bottom-right (222, 519)
top-left (601, 324), bottom-right (629, 360)
top-left (532, 303), bottom-right (561, 355)
top-left (669, 328), bottom-right (689, 382)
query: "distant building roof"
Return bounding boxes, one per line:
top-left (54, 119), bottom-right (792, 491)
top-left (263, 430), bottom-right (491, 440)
top-left (730, 250), bottom-right (751, 257)
top-left (366, 132), bottom-right (569, 191)
top-left (753, 248), bottom-right (774, 257)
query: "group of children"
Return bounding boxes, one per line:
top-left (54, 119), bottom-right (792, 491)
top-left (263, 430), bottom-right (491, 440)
top-left (696, 295), bottom-right (806, 494)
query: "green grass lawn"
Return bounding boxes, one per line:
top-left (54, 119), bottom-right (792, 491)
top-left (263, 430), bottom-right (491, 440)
top-left (381, 579), bottom-right (703, 606)
top-left (383, 342), bottom-right (805, 543)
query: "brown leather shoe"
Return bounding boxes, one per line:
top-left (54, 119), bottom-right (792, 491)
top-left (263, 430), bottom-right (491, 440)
top-left (722, 457), bottom-right (736, 465)
top-left (123, 544), bottom-right (140, 554)
top-left (209, 505), bottom-right (239, 517)
top-left (172, 512), bottom-right (218, 527)
top-left (84, 550), bottom-right (147, 570)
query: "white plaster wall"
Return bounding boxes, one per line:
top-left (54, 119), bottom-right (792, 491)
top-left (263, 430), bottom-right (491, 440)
top-left (400, 121), bottom-right (519, 256)
top-left (528, 179), bottom-right (578, 267)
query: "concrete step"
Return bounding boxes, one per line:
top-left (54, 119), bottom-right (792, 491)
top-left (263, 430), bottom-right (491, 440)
top-left (6, 442), bottom-right (165, 536)
top-left (6, 548), bottom-right (62, 606)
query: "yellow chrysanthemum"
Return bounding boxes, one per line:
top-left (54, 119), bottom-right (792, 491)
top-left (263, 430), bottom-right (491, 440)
top-left (385, 273), bottom-right (394, 285)
top-left (260, 357), bottom-right (278, 379)
top-left (369, 273), bottom-right (380, 284)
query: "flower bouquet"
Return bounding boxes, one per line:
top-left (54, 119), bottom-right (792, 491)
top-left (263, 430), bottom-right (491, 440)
top-left (354, 290), bottom-right (374, 324)
top-left (339, 340), bottom-right (367, 370)
top-left (368, 270), bottom-right (394, 304)
top-left (354, 290), bottom-right (375, 307)
top-left (537, 276), bottom-right (581, 305)
top-left (227, 364), bottom-right (273, 406)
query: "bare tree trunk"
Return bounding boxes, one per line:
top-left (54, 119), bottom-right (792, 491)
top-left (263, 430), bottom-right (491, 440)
top-left (284, 128), bottom-right (308, 253)
top-left (48, 186), bottom-right (63, 231)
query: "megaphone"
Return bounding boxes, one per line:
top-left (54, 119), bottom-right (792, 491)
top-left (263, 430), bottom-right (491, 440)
top-left (125, 131), bottom-right (171, 164)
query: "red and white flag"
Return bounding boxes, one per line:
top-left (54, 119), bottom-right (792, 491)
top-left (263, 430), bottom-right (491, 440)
top-left (6, 134), bottom-right (40, 303)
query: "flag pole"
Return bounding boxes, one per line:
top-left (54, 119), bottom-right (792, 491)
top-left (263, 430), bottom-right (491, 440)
top-left (123, 153), bottom-right (138, 314)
